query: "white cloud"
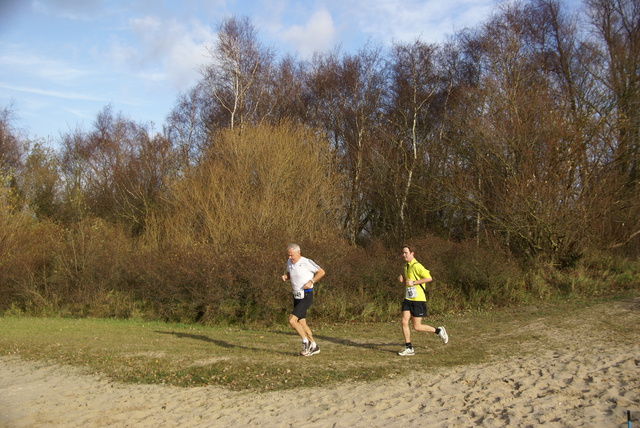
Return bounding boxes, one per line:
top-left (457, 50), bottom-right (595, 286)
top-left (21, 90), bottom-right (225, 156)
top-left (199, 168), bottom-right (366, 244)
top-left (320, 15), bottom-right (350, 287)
top-left (157, 20), bottom-right (215, 89)
top-left (104, 38), bottom-right (138, 66)
top-left (2, 0), bottom-right (505, 140)
top-left (281, 8), bottom-right (336, 58)
top-left (0, 49), bottom-right (89, 83)
top-left (0, 82), bottom-right (107, 101)
top-left (63, 106), bottom-right (94, 120)
top-left (106, 16), bottom-right (215, 90)
top-left (344, 0), bottom-right (494, 45)
top-left (130, 15), bottom-right (162, 32)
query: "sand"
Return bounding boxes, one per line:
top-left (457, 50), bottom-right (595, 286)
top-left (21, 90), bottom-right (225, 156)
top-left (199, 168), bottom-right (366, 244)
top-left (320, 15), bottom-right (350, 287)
top-left (1, 298), bottom-right (638, 427)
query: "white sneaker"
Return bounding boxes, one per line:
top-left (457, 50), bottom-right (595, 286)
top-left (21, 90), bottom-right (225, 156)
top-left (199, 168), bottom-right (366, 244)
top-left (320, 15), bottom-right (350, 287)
top-left (398, 347), bottom-right (415, 356)
top-left (437, 326), bottom-right (448, 344)
top-left (300, 341), bottom-right (310, 356)
top-left (304, 343), bottom-right (320, 356)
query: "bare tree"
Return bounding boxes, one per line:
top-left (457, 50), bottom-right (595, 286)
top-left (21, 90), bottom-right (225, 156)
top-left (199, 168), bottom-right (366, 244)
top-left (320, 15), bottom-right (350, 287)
top-left (165, 83), bottom-right (209, 170)
top-left (59, 105), bottom-right (172, 233)
top-left (586, 0), bottom-right (640, 251)
top-left (439, 1), bottom-right (607, 263)
top-left (20, 143), bottom-right (61, 219)
top-left (0, 104), bottom-right (23, 175)
top-left (202, 16), bottom-right (275, 131)
top-left (305, 45), bottom-right (387, 244)
top-left (269, 53), bottom-right (307, 124)
top-left (384, 39), bottom-right (447, 241)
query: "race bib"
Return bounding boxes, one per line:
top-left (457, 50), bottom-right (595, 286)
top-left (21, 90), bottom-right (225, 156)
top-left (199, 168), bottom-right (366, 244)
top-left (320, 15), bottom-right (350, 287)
top-left (293, 290), bottom-right (304, 299)
top-left (405, 286), bottom-right (417, 299)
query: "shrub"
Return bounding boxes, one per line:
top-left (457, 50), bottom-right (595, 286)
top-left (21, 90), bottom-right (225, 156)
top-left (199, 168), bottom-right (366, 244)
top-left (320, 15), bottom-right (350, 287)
top-left (0, 182), bottom-right (61, 312)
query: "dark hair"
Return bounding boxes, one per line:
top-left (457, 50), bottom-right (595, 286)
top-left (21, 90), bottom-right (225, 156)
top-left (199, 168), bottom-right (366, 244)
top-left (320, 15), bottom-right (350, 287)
top-left (401, 244), bottom-right (414, 253)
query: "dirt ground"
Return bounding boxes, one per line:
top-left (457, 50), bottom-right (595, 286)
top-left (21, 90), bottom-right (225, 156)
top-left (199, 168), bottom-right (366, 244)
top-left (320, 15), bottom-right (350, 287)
top-left (1, 297), bottom-right (638, 427)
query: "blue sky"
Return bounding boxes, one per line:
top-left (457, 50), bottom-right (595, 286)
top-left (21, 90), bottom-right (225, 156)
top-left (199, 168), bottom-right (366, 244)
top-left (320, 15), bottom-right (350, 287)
top-left (0, 0), bottom-right (562, 142)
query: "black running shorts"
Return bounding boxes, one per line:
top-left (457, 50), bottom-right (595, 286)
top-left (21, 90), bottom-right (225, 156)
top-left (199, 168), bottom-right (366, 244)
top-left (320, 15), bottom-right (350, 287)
top-left (291, 291), bottom-right (313, 319)
top-left (401, 299), bottom-right (427, 318)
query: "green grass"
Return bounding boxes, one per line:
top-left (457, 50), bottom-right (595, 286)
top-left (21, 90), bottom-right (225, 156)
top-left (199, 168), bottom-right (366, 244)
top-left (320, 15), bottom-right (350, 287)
top-left (1, 292), bottom-right (638, 392)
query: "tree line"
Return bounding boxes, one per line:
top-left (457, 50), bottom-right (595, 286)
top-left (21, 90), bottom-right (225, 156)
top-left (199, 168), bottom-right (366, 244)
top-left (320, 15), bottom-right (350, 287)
top-left (1, 0), bottom-right (638, 322)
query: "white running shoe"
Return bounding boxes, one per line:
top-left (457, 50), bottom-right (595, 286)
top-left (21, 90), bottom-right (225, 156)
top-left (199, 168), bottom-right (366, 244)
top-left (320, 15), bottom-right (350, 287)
top-left (398, 347), bottom-right (415, 356)
top-left (437, 326), bottom-right (449, 344)
top-left (304, 343), bottom-right (320, 356)
top-left (300, 341), bottom-right (310, 356)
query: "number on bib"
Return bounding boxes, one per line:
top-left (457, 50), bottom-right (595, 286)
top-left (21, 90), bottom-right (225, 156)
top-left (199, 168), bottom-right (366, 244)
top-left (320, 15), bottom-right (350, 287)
top-left (405, 286), bottom-right (417, 299)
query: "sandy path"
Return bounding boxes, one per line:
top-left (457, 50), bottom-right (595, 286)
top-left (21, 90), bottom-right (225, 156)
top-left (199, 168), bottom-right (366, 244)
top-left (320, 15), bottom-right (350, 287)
top-left (1, 299), bottom-right (638, 427)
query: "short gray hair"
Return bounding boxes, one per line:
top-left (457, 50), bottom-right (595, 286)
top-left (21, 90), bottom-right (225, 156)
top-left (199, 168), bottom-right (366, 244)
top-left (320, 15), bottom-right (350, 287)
top-left (287, 243), bottom-right (301, 253)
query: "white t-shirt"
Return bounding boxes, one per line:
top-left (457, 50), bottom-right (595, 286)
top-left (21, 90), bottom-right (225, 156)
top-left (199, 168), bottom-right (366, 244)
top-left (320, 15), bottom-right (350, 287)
top-left (286, 256), bottom-right (321, 296)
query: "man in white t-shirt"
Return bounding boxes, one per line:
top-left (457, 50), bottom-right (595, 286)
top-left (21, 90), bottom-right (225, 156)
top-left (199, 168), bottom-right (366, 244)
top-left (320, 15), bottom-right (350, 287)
top-left (281, 243), bottom-right (325, 356)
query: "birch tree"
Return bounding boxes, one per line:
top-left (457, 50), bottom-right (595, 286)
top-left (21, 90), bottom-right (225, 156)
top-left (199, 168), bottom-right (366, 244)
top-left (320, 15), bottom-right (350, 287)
top-left (202, 16), bottom-right (275, 131)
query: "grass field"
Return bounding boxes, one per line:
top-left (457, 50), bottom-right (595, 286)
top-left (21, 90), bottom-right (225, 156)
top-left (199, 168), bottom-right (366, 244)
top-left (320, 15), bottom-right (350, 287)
top-left (1, 292), bottom-right (638, 392)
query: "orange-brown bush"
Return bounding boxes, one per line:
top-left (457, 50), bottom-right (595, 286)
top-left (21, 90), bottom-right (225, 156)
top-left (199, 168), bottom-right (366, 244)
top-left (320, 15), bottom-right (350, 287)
top-left (3, 123), bottom-right (637, 323)
top-left (52, 218), bottom-right (131, 312)
top-left (0, 180), bottom-right (60, 311)
top-left (129, 122), bottom-right (346, 323)
top-left (0, 210), bottom-right (134, 316)
top-left (151, 122), bottom-right (343, 250)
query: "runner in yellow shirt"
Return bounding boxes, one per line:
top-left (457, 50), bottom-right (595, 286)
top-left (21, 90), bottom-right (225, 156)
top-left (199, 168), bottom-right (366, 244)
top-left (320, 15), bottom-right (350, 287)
top-left (398, 244), bottom-right (448, 356)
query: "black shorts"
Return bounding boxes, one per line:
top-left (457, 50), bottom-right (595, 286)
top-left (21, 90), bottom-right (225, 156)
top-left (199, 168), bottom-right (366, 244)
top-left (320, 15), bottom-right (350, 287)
top-left (291, 290), bottom-right (313, 319)
top-left (402, 299), bottom-right (427, 318)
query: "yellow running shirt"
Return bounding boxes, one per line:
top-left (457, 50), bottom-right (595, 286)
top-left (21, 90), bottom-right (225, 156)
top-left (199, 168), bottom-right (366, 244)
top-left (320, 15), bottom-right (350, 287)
top-left (403, 259), bottom-right (431, 302)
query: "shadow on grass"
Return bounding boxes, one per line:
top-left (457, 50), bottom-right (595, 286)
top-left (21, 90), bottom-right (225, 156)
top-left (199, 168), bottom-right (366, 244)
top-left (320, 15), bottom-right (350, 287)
top-left (270, 330), bottom-right (399, 354)
top-left (316, 335), bottom-right (399, 354)
top-left (154, 330), bottom-right (293, 357)
top-left (155, 331), bottom-right (232, 347)
top-left (155, 328), bottom-right (402, 356)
